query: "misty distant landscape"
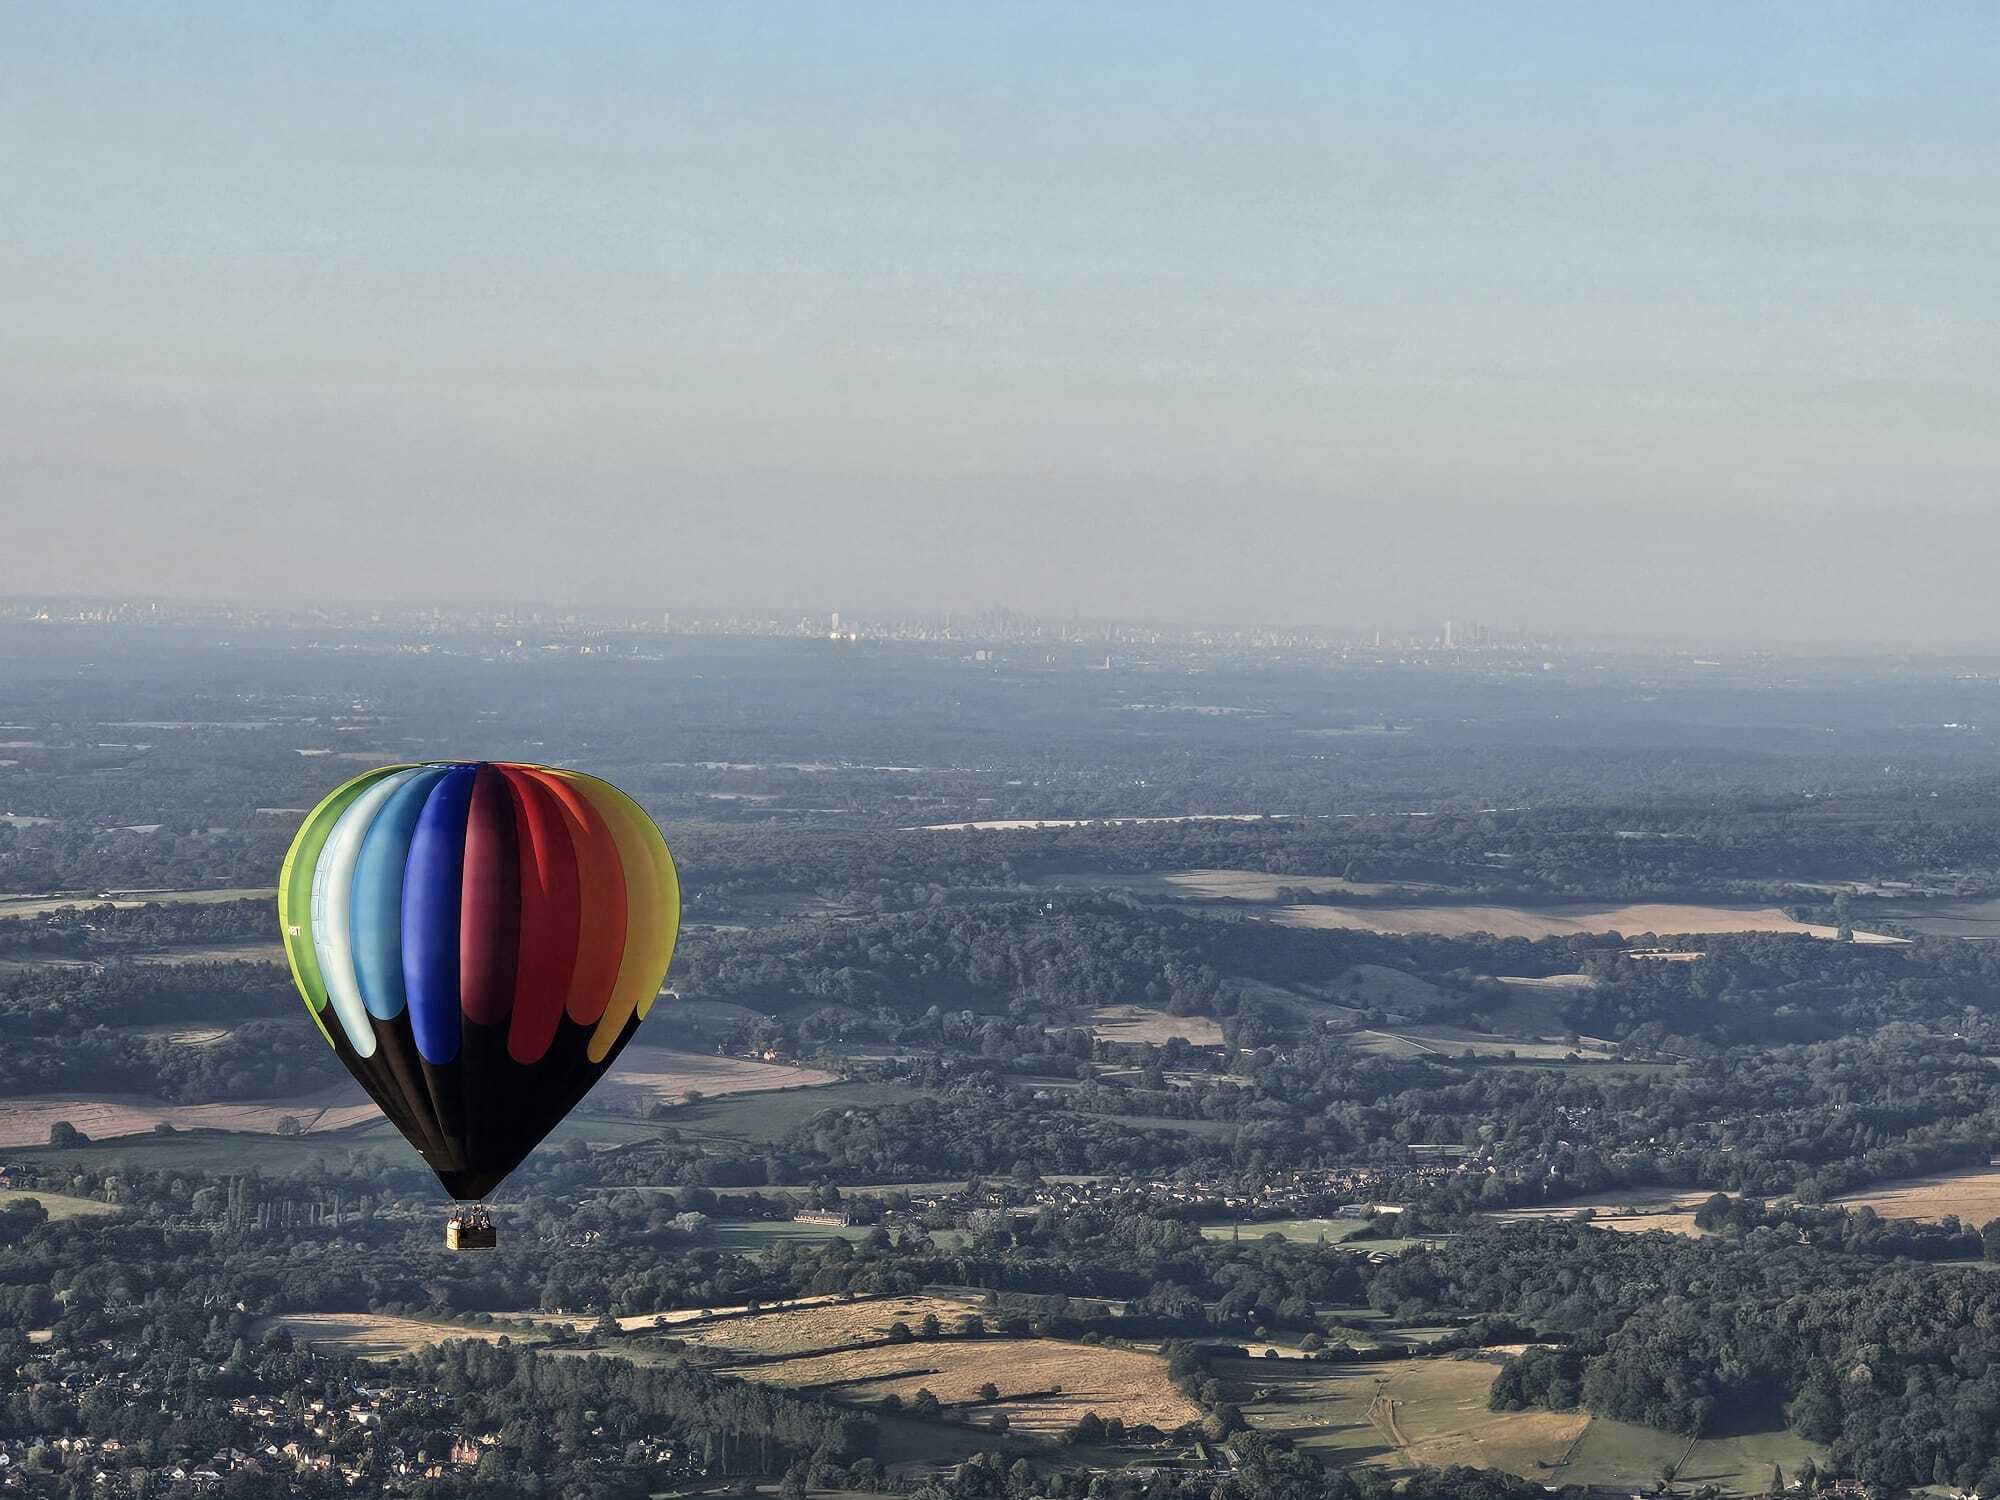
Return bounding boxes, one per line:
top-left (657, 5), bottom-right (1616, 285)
top-left (9, 610), bottom-right (2000, 1496)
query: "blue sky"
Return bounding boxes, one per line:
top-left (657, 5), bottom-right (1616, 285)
top-left (5, 4), bottom-right (1995, 641)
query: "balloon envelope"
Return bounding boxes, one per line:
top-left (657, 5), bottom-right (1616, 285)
top-left (279, 762), bottom-right (679, 1198)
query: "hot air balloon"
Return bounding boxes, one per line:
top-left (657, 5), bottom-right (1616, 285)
top-left (277, 763), bottom-right (679, 1224)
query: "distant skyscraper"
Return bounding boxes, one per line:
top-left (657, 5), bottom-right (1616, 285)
top-left (1444, 619), bottom-right (1454, 649)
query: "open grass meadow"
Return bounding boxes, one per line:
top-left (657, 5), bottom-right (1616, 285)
top-left (667, 1080), bottom-right (927, 1145)
top-left (1200, 1218), bottom-right (1372, 1246)
top-left (1232, 1352), bottom-right (1585, 1476)
top-left (10, 1118), bottom-right (418, 1176)
top-left (588, 1047), bottom-right (840, 1116)
top-left (1084, 1005), bottom-right (1227, 1048)
top-left (706, 1220), bottom-right (962, 1255)
top-left (1553, 1415), bottom-right (1826, 1495)
top-left (660, 1294), bottom-right (980, 1356)
top-left (748, 1337), bottom-right (1201, 1434)
top-left (681, 1295), bottom-right (1199, 1435)
top-left (255, 1312), bottom-right (548, 1361)
top-left (11, 1105), bottom-right (667, 1178)
top-left (1230, 1345), bottom-right (1827, 1496)
top-left (0, 1187), bottom-right (122, 1220)
top-left (1488, 1187), bottom-right (1726, 1241)
top-left (0, 1045), bottom-right (824, 1151)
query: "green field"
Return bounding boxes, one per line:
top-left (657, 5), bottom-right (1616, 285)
top-left (12, 1122), bottom-right (412, 1175)
top-left (1308, 1309), bottom-right (1466, 1351)
top-left (1231, 1353), bottom-right (1586, 1475)
top-left (1678, 1426), bottom-right (1830, 1494)
top-left (1199, 1222), bottom-right (1439, 1261)
top-left (1472, 1058), bottom-right (1682, 1076)
top-left (0, 1188), bottom-right (121, 1220)
top-left (712, 1178), bottom-right (985, 1198)
top-left (1201, 1218), bottom-right (1372, 1245)
top-left (668, 1081), bottom-right (925, 1145)
top-left (1089, 1113), bottom-right (1240, 1140)
top-left (873, 1412), bottom-right (1027, 1466)
top-left (1555, 1416), bottom-right (1825, 1495)
top-left (706, 1220), bottom-right (960, 1254)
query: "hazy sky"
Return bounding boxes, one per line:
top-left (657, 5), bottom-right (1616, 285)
top-left (6, 4), bottom-right (1996, 642)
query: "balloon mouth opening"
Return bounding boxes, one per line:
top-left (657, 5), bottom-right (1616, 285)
top-left (437, 1168), bottom-right (510, 1201)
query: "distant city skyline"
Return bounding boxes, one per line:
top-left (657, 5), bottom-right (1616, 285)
top-left (9, 590), bottom-right (1998, 658)
top-left (7, 5), bottom-right (1996, 645)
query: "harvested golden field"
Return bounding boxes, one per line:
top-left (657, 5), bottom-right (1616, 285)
top-left (624, 1292), bottom-right (1200, 1433)
top-left (0, 1083), bottom-right (379, 1147)
top-left (1086, 1005), bottom-right (1226, 1047)
top-left (514, 1292), bottom-right (858, 1335)
top-left (138, 941), bottom-right (284, 966)
top-left (1832, 1167), bottom-right (2000, 1223)
top-left (664, 1295), bottom-right (982, 1356)
top-left (751, 1338), bottom-right (1201, 1433)
top-left (1034, 869), bottom-right (1416, 901)
top-left (1490, 1187), bottom-right (1723, 1238)
top-left (1, 1047), bottom-right (838, 1146)
top-left (1595, 1213), bottom-right (1705, 1237)
top-left (257, 1313), bottom-right (530, 1360)
top-left (1270, 902), bottom-right (1902, 943)
top-left (586, 1046), bottom-right (839, 1116)
top-left (0, 887), bottom-right (277, 920)
top-left (0, 1188), bottom-right (120, 1220)
top-left (911, 815), bottom-right (1282, 832)
top-left (1355, 1027), bottom-right (1615, 1062)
